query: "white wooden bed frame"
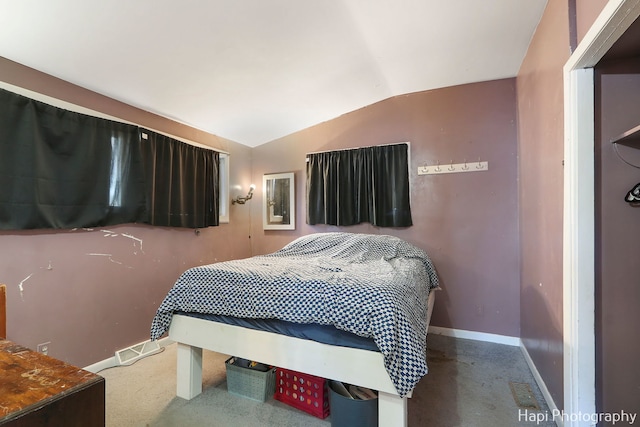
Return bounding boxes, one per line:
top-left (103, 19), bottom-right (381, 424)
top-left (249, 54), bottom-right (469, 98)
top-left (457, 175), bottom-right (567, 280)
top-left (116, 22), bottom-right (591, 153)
top-left (168, 290), bottom-right (435, 427)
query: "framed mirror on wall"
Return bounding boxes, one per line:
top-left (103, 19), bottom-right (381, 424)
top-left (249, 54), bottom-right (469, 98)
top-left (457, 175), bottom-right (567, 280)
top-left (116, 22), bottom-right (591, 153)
top-left (263, 172), bottom-right (295, 230)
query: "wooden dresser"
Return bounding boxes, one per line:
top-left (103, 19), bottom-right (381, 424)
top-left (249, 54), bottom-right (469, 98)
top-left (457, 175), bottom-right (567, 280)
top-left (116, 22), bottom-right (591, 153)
top-left (0, 340), bottom-right (105, 426)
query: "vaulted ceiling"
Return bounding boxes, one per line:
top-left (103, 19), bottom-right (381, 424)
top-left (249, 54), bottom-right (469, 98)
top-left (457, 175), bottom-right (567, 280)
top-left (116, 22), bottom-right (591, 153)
top-left (0, 1), bottom-right (547, 147)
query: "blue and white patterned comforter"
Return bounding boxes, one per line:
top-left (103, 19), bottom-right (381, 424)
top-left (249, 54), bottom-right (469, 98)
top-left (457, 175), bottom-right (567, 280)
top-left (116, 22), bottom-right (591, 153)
top-left (150, 232), bottom-right (439, 396)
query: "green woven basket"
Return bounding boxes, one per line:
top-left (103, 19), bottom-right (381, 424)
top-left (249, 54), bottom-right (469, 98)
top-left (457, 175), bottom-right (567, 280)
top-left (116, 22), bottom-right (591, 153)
top-left (225, 357), bottom-right (276, 402)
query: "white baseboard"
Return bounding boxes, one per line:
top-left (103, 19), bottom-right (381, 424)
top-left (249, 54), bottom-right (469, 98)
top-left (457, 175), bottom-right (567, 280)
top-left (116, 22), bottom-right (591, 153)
top-left (429, 326), bottom-right (559, 426)
top-left (84, 355), bottom-right (117, 374)
top-left (428, 326), bottom-right (521, 346)
top-left (520, 343), bottom-right (562, 427)
top-left (84, 337), bottom-right (174, 373)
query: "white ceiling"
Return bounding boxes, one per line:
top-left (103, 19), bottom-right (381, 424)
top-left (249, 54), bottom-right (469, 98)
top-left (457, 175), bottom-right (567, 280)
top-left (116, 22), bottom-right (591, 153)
top-left (0, 1), bottom-right (546, 147)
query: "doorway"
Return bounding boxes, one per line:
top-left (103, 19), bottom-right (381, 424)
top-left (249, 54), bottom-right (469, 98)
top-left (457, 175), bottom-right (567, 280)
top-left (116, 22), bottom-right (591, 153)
top-left (563, 0), bottom-right (640, 420)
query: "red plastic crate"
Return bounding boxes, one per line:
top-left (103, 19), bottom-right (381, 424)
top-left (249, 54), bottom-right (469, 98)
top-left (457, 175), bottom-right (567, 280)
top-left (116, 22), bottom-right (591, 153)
top-left (273, 368), bottom-right (330, 419)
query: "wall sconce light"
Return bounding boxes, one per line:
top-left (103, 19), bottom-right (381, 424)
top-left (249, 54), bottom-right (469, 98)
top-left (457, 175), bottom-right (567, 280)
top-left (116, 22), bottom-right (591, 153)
top-left (232, 184), bottom-right (256, 205)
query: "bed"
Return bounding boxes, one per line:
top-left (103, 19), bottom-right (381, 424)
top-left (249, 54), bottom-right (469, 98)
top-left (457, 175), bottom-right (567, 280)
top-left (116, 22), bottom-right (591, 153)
top-left (150, 232), bottom-right (439, 426)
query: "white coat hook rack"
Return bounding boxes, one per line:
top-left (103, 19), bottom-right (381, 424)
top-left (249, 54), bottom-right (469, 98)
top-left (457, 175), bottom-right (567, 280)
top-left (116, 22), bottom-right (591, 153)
top-left (417, 158), bottom-right (489, 175)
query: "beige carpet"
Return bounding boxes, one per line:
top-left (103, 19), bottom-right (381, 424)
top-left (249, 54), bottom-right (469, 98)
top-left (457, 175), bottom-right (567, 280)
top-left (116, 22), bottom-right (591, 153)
top-left (100, 335), bottom-right (556, 427)
top-left (100, 343), bottom-right (330, 427)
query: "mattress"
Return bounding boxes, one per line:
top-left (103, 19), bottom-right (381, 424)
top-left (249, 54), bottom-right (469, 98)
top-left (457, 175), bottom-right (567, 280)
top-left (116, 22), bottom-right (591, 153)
top-left (177, 285), bottom-right (437, 354)
top-left (177, 312), bottom-right (380, 351)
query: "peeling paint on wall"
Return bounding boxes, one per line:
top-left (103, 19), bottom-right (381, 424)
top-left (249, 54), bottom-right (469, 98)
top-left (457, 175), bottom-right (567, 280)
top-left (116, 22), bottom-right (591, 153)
top-left (121, 233), bottom-right (144, 254)
top-left (86, 253), bottom-right (119, 264)
top-left (100, 230), bottom-right (144, 254)
top-left (15, 262), bottom-right (55, 300)
top-left (85, 253), bottom-right (133, 269)
top-left (17, 273), bottom-right (34, 300)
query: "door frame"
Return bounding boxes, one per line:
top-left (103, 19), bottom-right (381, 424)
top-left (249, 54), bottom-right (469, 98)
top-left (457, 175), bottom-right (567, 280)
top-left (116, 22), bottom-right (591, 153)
top-left (563, 0), bottom-right (640, 421)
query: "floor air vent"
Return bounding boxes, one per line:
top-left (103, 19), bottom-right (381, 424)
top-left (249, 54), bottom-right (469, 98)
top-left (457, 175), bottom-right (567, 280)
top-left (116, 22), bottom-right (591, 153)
top-left (509, 381), bottom-right (540, 410)
top-left (115, 340), bottom-right (161, 365)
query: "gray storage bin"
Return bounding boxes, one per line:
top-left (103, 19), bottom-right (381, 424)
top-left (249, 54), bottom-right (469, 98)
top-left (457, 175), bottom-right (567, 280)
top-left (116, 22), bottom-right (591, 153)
top-left (328, 381), bottom-right (378, 427)
top-left (225, 356), bottom-right (276, 402)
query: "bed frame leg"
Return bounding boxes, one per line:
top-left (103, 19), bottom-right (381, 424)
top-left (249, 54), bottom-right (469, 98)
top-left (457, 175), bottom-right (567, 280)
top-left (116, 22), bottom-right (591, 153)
top-left (176, 343), bottom-right (203, 400)
top-left (378, 391), bottom-right (408, 427)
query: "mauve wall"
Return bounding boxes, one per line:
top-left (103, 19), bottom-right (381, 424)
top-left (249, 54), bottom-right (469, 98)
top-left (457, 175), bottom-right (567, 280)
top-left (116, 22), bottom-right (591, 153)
top-left (595, 60), bottom-right (640, 421)
top-left (516, 0), bottom-right (569, 409)
top-left (576, 0), bottom-right (609, 43)
top-left (517, 0), bottom-right (611, 411)
top-left (250, 79), bottom-right (521, 338)
top-left (0, 57), bottom-right (253, 368)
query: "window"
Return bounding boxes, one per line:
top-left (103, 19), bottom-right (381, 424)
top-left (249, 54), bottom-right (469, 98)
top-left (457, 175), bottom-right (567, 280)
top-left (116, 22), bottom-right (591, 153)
top-left (109, 135), bottom-right (125, 207)
top-left (0, 88), bottom-right (220, 230)
top-left (306, 143), bottom-right (412, 227)
top-left (218, 153), bottom-right (229, 223)
top-left (138, 129), bottom-right (219, 228)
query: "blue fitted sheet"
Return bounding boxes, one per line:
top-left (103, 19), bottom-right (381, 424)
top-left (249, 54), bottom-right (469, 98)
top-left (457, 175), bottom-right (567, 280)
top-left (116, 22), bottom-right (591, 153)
top-left (177, 311), bottom-right (379, 352)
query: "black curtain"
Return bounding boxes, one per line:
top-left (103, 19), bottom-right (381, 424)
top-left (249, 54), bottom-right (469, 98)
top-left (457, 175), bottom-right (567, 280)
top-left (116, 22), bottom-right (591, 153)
top-left (0, 89), bottom-right (219, 230)
top-left (306, 143), bottom-right (412, 227)
top-left (0, 88), bottom-right (146, 229)
top-left (139, 130), bottom-right (219, 228)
